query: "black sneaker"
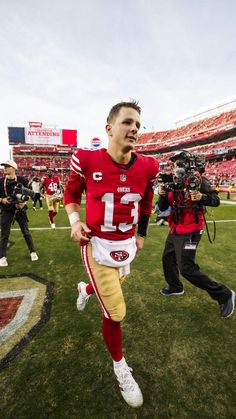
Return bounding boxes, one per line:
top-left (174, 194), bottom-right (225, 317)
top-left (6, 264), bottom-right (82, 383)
top-left (220, 290), bottom-right (235, 318)
top-left (160, 287), bottom-right (184, 296)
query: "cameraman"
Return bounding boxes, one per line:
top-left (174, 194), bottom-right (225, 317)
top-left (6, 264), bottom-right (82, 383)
top-left (158, 150), bottom-right (235, 318)
top-left (0, 160), bottom-right (38, 267)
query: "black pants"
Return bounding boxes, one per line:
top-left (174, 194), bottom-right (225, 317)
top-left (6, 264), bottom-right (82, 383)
top-left (33, 193), bottom-right (42, 208)
top-left (162, 231), bottom-right (231, 304)
top-left (0, 209), bottom-right (35, 258)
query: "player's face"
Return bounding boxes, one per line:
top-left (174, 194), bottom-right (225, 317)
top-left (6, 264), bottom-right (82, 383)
top-left (106, 107), bottom-right (141, 152)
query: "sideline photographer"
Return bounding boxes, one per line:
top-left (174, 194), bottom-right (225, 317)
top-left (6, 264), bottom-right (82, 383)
top-left (157, 150), bottom-right (235, 318)
top-left (0, 160), bottom-right (39, 267)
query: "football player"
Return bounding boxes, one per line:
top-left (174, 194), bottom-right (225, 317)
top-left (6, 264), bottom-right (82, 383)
top-left (41, 170), bottom-right (61, 229)
top-left (64, 101), bottom-right (159, 408)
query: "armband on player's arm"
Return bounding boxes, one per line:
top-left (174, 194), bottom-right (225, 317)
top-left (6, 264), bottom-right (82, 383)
top-left (137, 214), bottom-right (150, 237)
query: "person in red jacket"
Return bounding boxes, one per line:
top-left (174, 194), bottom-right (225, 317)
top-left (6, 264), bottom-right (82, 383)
top-left (158, 150), bottom-right (235, 318)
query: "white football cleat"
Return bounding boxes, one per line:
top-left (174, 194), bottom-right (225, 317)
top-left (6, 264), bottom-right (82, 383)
top-left (0, 257), bottom-right (8, 267)
top-left (156, 219), bottom-right (164, 225)
top-left (114, 360), bottom-right (143, 408)
top-left (30, 252), bottom-right (39, 261)
top-left (51, 223), bottom-right (56, 229)
top-left (76, 282), bottom-right (91, 311)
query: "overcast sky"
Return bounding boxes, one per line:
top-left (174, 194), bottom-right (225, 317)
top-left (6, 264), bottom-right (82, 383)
top-left (0, 0), bottom-right (236, 161)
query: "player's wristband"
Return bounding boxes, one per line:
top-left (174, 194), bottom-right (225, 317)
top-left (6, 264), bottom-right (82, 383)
top-left (69, 212), bottom-right (80, 226)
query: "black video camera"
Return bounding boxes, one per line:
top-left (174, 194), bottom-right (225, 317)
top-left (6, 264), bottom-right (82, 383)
top-left (157, 168), bottom-right (187, 192)
top-left (8, 183), bottom-right (35, 204)
top-left (157, 172), bottom-right (183, 192)
top-left (158, 150), bottom-right (205, 193)
top-left (176, 153), bottom-right (204, 192)
top-left (171, 150), bottom-right (206, 174)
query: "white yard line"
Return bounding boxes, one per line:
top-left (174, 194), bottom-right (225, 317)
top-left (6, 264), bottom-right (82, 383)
top-left (9, 219), bottom-right (236, 232)
top-left (220, 200), bottom-right (236, 205)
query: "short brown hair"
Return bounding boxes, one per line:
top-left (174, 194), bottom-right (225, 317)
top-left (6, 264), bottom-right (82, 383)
top-left (107, 101), bottom-right (141, 123)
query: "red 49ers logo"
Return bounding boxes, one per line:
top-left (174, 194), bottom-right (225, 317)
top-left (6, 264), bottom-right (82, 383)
top-left (110, 250), bottom-right (129, 262)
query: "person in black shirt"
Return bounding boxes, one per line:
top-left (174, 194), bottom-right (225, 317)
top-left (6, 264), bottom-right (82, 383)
top-left (0, 160), bottom-right (38, 267)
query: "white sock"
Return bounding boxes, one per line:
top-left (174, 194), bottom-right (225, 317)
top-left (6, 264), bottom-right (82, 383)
top-left (113, 357), bottom-right (126, 369)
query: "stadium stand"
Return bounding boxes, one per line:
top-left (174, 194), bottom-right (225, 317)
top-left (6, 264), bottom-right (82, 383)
top-left (136, 108), bottom-right (236, 153)
top-left (0, 144), bottom-right (76, 184)
top-left (0, 106), bottom-right (235, 191)
top-left (135, 107), bottom-right (236, 188)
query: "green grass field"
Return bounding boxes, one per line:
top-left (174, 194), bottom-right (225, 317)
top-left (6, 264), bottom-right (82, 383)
top-left (0, 195), bottom-right (236, 419)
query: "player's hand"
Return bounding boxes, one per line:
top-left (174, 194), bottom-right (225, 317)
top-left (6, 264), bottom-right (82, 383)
top-left (71, 220), bottom-right (91, 244)
top-left (136, 235), bottom-right (145, 253)
top-left (190, 190), bottom-right (203, 202)
top-left (158, 184), bottom-right (167, 195)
